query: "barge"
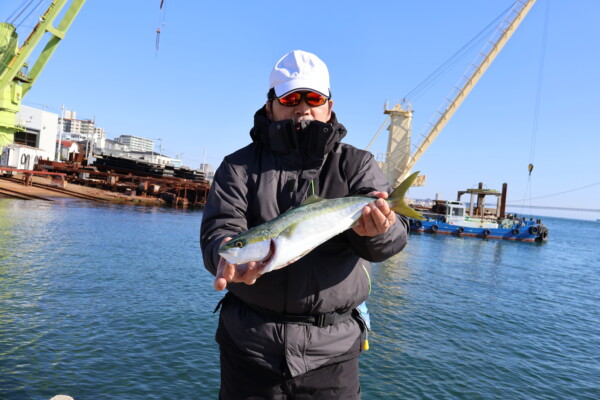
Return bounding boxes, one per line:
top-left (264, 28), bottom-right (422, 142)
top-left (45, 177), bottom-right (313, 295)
top-left (410, 183), bottom-right (548, 242)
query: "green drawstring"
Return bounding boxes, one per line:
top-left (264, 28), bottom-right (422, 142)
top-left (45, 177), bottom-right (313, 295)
top-left (361, 264), bottom-right (372, 295)
top-left (311, 180), bottom-right (315, 196)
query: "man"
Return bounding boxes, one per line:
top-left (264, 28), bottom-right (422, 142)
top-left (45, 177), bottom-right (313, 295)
top-left (200, 50), bottom-right (409, 399)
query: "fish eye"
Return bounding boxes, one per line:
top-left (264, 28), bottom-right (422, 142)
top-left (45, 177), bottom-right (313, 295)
top-left (234, 241), bottom-right (244, 248)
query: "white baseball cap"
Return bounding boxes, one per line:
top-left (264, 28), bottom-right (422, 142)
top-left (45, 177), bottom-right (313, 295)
top-left (269, 50), bottom-right (330, 98)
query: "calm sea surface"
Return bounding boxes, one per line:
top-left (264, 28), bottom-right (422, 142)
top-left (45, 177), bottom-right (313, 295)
top-left (0, 198), bottom-right (598, 399)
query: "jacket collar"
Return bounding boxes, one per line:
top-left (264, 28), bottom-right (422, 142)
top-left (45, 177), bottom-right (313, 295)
top-left (249, 106), bottom-right (347, 167)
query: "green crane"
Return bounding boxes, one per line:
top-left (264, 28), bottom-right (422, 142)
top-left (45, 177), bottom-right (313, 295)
top-left (0, 0), bottom-right (86, 150)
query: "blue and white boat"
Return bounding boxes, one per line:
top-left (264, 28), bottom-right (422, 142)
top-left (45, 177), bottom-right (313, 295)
top-left (409, 185), bottom-right (548, 243)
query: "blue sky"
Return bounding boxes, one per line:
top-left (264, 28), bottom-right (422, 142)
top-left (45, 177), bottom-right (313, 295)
top-left (2, 0), bottom-right (599, 220)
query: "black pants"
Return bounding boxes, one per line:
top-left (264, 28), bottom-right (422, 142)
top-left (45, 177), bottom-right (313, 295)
top-left (219, 341), bottom-right (361, 400)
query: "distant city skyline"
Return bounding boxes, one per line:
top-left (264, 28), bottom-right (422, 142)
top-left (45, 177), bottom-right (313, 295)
top-left (13, 104), bottom-right (183, 168)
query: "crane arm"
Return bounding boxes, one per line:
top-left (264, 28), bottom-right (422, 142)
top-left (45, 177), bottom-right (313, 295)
top-left (22, 0), bottom-right (86, 96)
top-left (0, 0), bottom-right (86, 94)
top-left (404, 0), bottom-right (536, 174)
top-left (0, 0), bottom-right (85, 148)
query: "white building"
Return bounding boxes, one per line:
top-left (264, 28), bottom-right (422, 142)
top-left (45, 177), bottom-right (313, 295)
top-left (58, 140), bottom-right (80, 162)
top-left (1, 106), bottom-right (57, 170)
top-left (102, 138), bottom-right (129, 152)
top-left (15, 105), bottom-right (59, 156)
top-left (114, 135), bottom-right (154, 153)
top-left (60, 109), bottom-right (106, 149)
top-left (199, 163), bottom-right (213, 175)
top-left (10, 107), bottom-right (177, 168)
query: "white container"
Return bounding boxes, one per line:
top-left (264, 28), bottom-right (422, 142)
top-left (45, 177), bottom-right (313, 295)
top-left (1, 144), bottom-right (52, 171)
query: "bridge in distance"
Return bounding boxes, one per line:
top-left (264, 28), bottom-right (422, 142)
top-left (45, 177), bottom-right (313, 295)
top-left (506, 205), bottom-right (600, 213)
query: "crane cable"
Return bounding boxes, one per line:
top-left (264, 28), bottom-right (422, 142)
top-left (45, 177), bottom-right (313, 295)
top-left (402, 3), bottom-right (513, 104)
top-left (7, 0), bottom-right (36, 25)
top-left (8, 0), bottom-right (45, 28)
top-left (522, 0), bottom-right (551, 213)
top-left (367, 3), bottom-right (513, 150)
top-left (1, 0), bottom-right (45, 74)
top-left (509, 180), bottom-right (600, 203)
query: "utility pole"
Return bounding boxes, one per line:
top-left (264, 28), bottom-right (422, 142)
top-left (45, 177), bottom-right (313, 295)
top-left (56, 104), bottom-right (65, 161)
top-left (153, 138), bottom-right (162, 164)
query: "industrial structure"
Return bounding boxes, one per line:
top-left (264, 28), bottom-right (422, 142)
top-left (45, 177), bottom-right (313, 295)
top-left (372, 0), bottom-right (537, 188)
top-left (0, 0), bottom-right (210, 207)
top-left (0, 0), bottom-right (86, 150)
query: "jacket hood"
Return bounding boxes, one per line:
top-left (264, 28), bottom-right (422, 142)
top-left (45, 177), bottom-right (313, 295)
top-left (249, 106), bottom-right (347, 165)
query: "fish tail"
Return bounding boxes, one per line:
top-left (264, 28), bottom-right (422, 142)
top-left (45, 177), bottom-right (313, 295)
top-left (388, 171), bottom-right (425, 220)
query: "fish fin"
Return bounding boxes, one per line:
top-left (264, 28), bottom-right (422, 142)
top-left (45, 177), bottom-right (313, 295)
top-left (281, 221), bottom-right (300, 237)
top-left (388, 171), bottom-right (425, 220)
top-left (301, 195), bottom-right (326, 206)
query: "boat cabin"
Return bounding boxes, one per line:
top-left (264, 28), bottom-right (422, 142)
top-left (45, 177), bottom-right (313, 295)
top-left (444, 201), bottom-right (466, 224)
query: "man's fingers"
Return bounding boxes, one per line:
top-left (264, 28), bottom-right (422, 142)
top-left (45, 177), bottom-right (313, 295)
top-left (242, 262), bottom-right (261, 285)
top-left (214, 277), bottom-right (227, 291)
top-left (368, 191), bottom-right (389, 199)
top-left (214, 237), bottom-right (263, 290)
top-left (214, 257), bottom-right (230, 291)
top-left (214, 237), bottom-right (234, 290)
top-left (354, 199), bottom-right (396, 237)
top-left (371, 202), bottom-right (388, 229)
top-left (374, 198), bottom-right (396, 229)
top-left (360, 206), bottom-right (375, 234)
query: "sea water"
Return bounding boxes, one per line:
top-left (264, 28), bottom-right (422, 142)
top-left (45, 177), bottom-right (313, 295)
top-left (0, 198), bottom-right (598, 399)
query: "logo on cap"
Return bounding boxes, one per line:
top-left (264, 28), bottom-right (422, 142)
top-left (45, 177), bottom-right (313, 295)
top-left (269, 50), bottom-right (330, 98)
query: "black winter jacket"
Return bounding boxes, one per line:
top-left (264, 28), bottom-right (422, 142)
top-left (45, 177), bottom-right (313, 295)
top-left (200, 107), bottom-right (408, 376)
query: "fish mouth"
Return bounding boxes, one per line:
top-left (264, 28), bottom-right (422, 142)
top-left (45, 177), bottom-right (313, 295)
top-left (257, 239), bottom-right (276, 274)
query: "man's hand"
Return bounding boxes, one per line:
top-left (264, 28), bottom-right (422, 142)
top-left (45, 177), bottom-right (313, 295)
top-left (214, 237), bottom-right (262, 291)
top-left (352, 192), bottom-right (396, 237)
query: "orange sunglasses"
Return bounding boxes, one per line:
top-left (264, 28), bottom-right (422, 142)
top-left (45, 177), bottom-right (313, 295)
top-left (276, 91), bottom-right (329, 107)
